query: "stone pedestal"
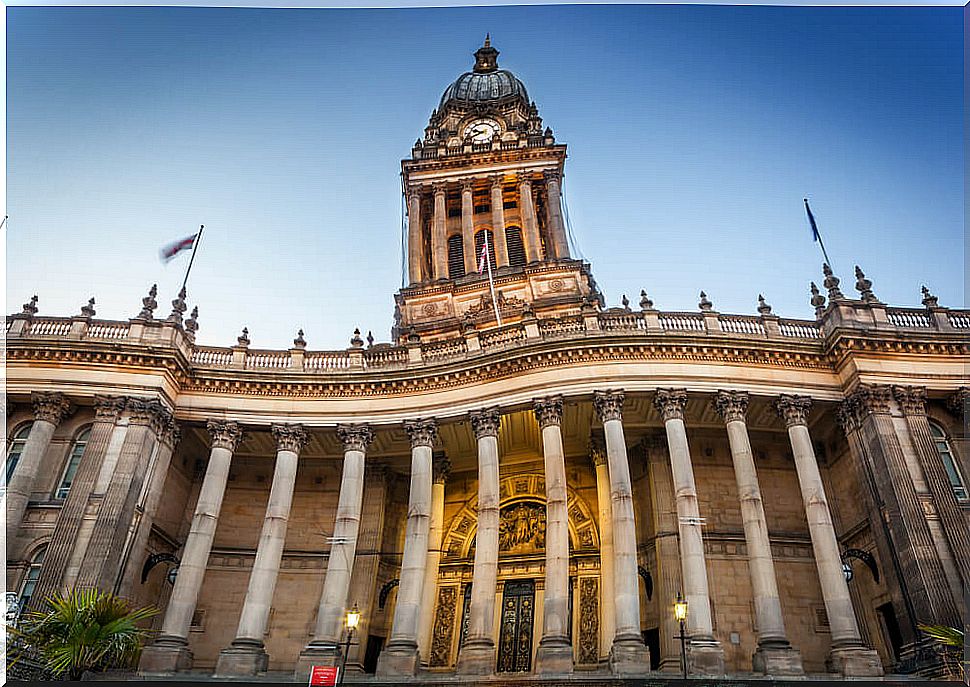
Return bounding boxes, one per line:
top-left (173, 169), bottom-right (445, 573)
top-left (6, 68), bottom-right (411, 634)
top-left (456, 639), bottom-right (496, 675)
top-left (214, 638), bottom-right (269, 676)
top-left (535, 637), bottom-right (574, 674)
top-left (828, 646), bottom-right (884, 677)
top-left (753, 644), bottom-right (804, 676)
top-left (375, 640), bottom-right (419, 676)
top-left (688, 641), bottom-right (726, 676)
top-left (138, 636), bottom-right (193, 674)
top-left (294, 643), bottom-right (340, 681)
top-left (608, 634), bottom-right (651, 675)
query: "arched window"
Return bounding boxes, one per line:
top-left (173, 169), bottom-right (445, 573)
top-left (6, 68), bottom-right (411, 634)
top-left (505, 226), bottom-right (526, 268)
top-left (55, 427), bottom-right (91, 499)
top-left (929, 422), bottom-right (967, 501)
top-left (474, 229), bottom-right (497, 273)
top-left (6, 423), bottom-right (33, 483)
top-left (18, 545), bottom-right (47, 608)
top-left (447, 235), bottom-right (466, 279)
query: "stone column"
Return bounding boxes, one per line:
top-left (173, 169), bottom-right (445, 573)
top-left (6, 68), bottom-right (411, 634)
top-left (654, 389), bottom-right (724, 675)
top-left (461, 179), bottom-right (477, 275)
top-left (216, 424), bottom-right (308, 676)
top-left (140, 420), bottom-right (243, 674)
top-left (592, 390), bottom-right (651, 675)
top-left (775, 395), bottom-right (883, 677)
top-left (543, 170), bottom-right (568, 259)
top-left (489, 175), bottom-right (510, 268)
top-left (296, 424), bottom-right (374, 676)
top-left (377, 419), bottom-right (438, 676)
top-left (713, 391), bottom-right (802, 675)
top-left (590, 436), bottom-right (615, 662)
top-left (407, 187), bottom-right (424, 284)
top-left (7, 391), bottom-right (74, 542)
top-left (517, 173), bottom-right (542, 263)
top-left (456, 408), bottom-right (501, 675)
top-left (432, 183), bottom-right (448, 280)
top-left (534, 397), bottom-right (573, 673)
top-left (417, 454), bottom-right (450, 663)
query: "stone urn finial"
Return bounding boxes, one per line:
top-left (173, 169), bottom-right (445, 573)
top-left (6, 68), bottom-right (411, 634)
top-left (757, 294), bottom-right (772, 316)
top-left (185, 306), bottom-right (199, 334)
top-left (921, 285), bottom-right (939, 309)
top-left (639, 290), bottom-right (654, 310)
top-left (699, 291), bottom-right (713, 311)
top-left (294, 329), bottom-right (306, 349)
top-left (80, 297), bottom-right (96, 319)
top-left (22, 295), bottom-right (38, 317)
top-left (822, 263), bottom-right (844, 300)
top-left (350, 328), bottom-right (364, 348)
top-left (853, 265), bottom-right (877, 302)
top-left (237, 327), bottom-right (250, 347)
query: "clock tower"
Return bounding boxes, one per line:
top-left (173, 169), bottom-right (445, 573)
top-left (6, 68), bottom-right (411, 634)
top-left (394, 37), bottom-right (602, 343)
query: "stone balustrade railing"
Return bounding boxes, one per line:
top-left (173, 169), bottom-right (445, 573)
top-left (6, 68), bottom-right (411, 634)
top-left (7, 299), bottom-right (967, 375)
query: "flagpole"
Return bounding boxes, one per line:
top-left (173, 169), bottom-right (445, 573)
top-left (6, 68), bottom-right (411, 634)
top-left (803, 199), bottom-right (833, 268)
top-left (483, 231), bottom-right (502, 326)
top-left (181, 225), bottom-right (204, 291)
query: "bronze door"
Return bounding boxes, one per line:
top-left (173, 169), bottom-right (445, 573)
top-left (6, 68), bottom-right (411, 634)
top-left (497, 579), bottom-right (535, 673)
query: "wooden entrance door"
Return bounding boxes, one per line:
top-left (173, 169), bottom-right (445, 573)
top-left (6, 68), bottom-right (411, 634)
top-left (497, 579), bottom-right (535, 673)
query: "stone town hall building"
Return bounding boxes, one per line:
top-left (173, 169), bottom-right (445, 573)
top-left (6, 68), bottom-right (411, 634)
top-left (5, 40), bottom-right (969, 681)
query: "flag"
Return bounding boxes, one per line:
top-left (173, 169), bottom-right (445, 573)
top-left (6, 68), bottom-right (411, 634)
top-left (478, 241), bottom-right (489, 273)
top-left (804, 199), bottom-right (821, 243)
top-left (160, 233), bottom-right (198, 262)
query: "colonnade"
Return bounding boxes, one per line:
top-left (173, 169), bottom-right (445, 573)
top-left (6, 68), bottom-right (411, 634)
top-left (406, 170), bottom-right (568, 284)
top-left (136, 388), bottom-right (887, 678)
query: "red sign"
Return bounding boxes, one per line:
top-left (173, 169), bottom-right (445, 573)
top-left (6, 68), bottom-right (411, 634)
top-left (308, 665), bottom-right (338, 687)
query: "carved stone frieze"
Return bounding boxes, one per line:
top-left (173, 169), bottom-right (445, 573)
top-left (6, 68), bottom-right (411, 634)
top-left (892, 385), bottom-right (927, 416)
top-left (272, 423), bottom-right (309, 453)
top-left (429, 586), bottom-right (458, 667)
top-left (578, 577), bottom-right (599, 665)
top-left (469, 408), bottom-right (501, 439)
top-left (592, 389), bottom-right (624, 423)
top-left (336, 424), bottom-right (374, 453)
top-left (498, 501), bottom-right (546, 554)
top-left (207, 420), bottom-right (244, 452)
top-left (405, 418), bottom-right (438, 449)
top-left (31, 391), bottom-right (74, 425)
top-left (774, 394), bottom-right (813, 428)
top-left (653, 388), bottom-right (688, 422)
top-left (533, 395), bottom-right (563, 428)
top-left (713, 390), bottom-right (749, 424)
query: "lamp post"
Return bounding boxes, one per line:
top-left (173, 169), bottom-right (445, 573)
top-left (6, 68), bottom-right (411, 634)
top-left (674, 592), bottom-right (689, 680)
top-left (337, 603), bottom-right (361, 686)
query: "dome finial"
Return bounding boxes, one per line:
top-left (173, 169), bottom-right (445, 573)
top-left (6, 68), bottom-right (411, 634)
top-left (484, 33), bottom-right (491, 48)
top-left (473, 36), bottom-right (499, 73)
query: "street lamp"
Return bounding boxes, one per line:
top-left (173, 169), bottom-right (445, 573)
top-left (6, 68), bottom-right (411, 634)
top-left (337, 603), bottom-right (361, 686)
top-left (674, 592), bottom-right (689, 679)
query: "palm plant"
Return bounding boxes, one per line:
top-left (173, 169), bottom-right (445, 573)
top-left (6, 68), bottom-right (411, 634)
top-left (10, 589), bottom-right (157, 680)
top-left (919, 623), bottom-right (967, 681)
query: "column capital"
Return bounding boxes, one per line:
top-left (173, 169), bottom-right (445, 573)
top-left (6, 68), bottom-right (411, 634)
top-left (125, 398), bottom-right (171, 430)
top-left (207, 420), bottom-right (244, 452)
top-left (947, 387), bottom-right (969, 416)
top-left (159, 417), bottom-right (182, 449)
top-left (31, 391), bottom-right (74, 425)
top-left (713, 390), bottom-right (749, 424)
top-left (846, 384), bottom-right (893, 416)
top-left (433, 452), bottom-right (451, 484)
top-left (533, 396), bottom-right (563, 428)
top-left (774, 395), bottom-right (813, 428)
top-left (593, 389), bottom-right (625, 423)
top-left (405, 419), bottom-right (439, 449)
top-left (542, 169), bottom-right (562, 184)
top-left (431, 182), bottom-right (448, 196)
top-left (516, 171), bottom-right (534, 187)
top-left (337, 424), bottom-right (374, 453)
top-left (892, 385), bottom-right (927, 416)
top-left (653, 388), bottom-right (688, 422)
top-left (489, 173), bottom-right (505, 189)
top-left (460, 178), bottom-right (475, 193)
top-left (469, 407), bottom-right (501, 439)
top-left (589, 433), bottom-right (608, 468)
top-left (93, 395), bottom-right (127, 423)
top-left (272, 423), bottom-right (309, 454)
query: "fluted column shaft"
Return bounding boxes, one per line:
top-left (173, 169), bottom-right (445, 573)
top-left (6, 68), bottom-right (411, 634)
top-left (407, 189), bottom-right (424, 284)
top-left (432, 184), bottom-right (447, 279)
top-left (489, 176), bottom-right (509, 267)
top-left (417, 457), bottom-right (449, 661)
top-left (591, 440), bottom-right (615, 660)
top-left (518, 175), bottom-right (541, 262)
top-left (7, 392), bottom-right (74, 541)
top-left (461, 181), bottom-right (477, 275)
top-left (544, 171), bottom-right (568, 259)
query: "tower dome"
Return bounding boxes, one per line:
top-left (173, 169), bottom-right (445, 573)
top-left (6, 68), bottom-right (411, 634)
top-left (439, 36), bottom-right (529, 109)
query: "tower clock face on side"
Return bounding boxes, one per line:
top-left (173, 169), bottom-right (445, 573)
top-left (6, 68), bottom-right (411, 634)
top-left (464, 118), bottom-right (501, 143)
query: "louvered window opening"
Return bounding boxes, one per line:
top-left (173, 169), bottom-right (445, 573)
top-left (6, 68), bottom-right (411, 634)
top-left (475, 230), bottom-right (498, 273)
top-left (447, 235), bottom-right (466, 278)
top-left (506, 227), bottom-right (526, 267)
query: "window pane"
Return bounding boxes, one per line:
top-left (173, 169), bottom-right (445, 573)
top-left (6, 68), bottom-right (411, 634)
top-left (56, 429), bottom-right (90, 499)
top-left (5, 423), bottom-right (33, 483)
top-left (929, 422), bottom-right (967, 501)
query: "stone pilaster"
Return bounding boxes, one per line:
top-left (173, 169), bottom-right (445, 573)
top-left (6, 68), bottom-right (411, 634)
top-left (461, 179), bottom-right (477, 275)
top-left (407, 187), bottom-right (424, 284)
top-left (543, 170), bottom-right (568, 259)
top-left (432, 183), bottom-right (447, 280)
top-left (489, 175), bottom-right (509, 267)
top-left (517, 173), bottom-right (541, 263)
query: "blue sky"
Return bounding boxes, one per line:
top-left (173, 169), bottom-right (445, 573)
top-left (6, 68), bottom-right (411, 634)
top-left (7, 5), bottom-right (963, 349)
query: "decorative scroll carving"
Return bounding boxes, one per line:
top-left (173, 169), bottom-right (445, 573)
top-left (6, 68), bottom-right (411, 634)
top-left (469, 408), bottom-right (501, 439)
top-left (498, 501), bottom-right (546, 554)
top-left (31, 391), bottom-right (74, 425)
top-left (466, 290), bottom-right (525, 317)
top-left (892, 385), bottom-right (927, 416)
top-left (592, 390), bottom-right (625, 423)
top-left (653, 388), bottom-right (688, 422)
top-left (272, 423), bottom-right (309, 453)
top-left (429, 586), bottom-right (458, 667)
top-left (336, 424), bottom-right (374, 453)
top-left (533, 396), bottom-right (563, 428)
top-left (713, 390), bottom-right (748, 424)
top-left (774, 394), bottom-right (813, 428)
top-left (206, 420), bottom-right (243, 452)
top-left (405, 419), bottom-right (438, 449)
top-left (578, 577), bottom-right (599, 665)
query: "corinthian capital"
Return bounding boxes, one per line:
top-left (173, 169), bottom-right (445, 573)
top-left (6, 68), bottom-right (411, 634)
top-left (272, 423), bottom-right (309, 454)
top-left (433, 452), bottom-right (451, 484)
top-left (405, 419), bottom-right (438, 449)
top-left (653, 389), bottom-right (688, 422)
top-left (125, 398), bottom-right (170, 428)
top-left (533, 396), bottom-right (563, 428)
top-left (516, 171), bottom-right (534, 187)
top-left (589, 433), bottom-right (608, 468)
top-left (846, 384), bottom-right (893, 416)
top-left (713, 390), bottom-right (749, 424)
top-left (31, 391), bottom-right (74, 425)
top-left (542, 169), bottom-right (561, 185)
top-left (892, 385), bottom-right (927, 416)
top-left (431, 182), bottom-right (448, 197)
top-left (207, 420), bottom-right (244, 452)
top-left (93, 395), bottom-right (127, 423)
top-left (774, 395), bottom-right (813, 428)
top-left (469, 408), bottom-right (501, 439)
top-left (947, 387), bottom-right (969, 417)
top-left (593, 390), bottom-right (625, 423)
top-left (337, 424), bottom-right (374, 453)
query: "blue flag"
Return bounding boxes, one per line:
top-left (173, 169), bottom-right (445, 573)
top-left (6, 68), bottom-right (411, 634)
top-left (804, 198), bottom-right (821, 242)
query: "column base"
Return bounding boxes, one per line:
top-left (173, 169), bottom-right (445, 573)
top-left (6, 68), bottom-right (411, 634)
top-left (688, 639), bottom-right (725, 676)
top-left (214, 638), bottom-right (269, 677)
top-left (608, 633), bottom-right (651, 676)
top-left (375, 639), bottom-right (419, 677)
top-left (828, 645), bottom-right (884, 677)
top-left (456, 638), bottom-right (496, 675)
top-left (753, 643), bottom-right (804, 676)
top-left (535, 636), bottom-right (574, 674)
top-left (138, 635), bottom-right (193, 674)
top-left (294, 641), bottom-right (341, 681)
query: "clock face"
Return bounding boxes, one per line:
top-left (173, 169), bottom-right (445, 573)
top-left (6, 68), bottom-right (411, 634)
top-left (465, 118), bottom-right (500, 143)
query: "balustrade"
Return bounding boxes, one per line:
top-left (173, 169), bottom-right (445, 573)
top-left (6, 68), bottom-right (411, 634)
top-left (479, 323), bottom-right (527, 350)
top-left (85, 321), bottom-right (130, 339)
top-left (778, 320), bottom-right (822, 339)
top-left (598, 311), bottom-right (645, 332)
top-left (947, 312), bottom-right (970, 329)
top-left (719, 315), bottom-right (766, 336)
top-left (886, 309), bottom-right (933, 328)
top-left (659, 312), bottom-right (705, 332)
top-left (27, 318), bottom-right (73, 336)
top-left (246, 351), bottom-right (292, 370)
top-left (193, 347), bottom-right (234, 367)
